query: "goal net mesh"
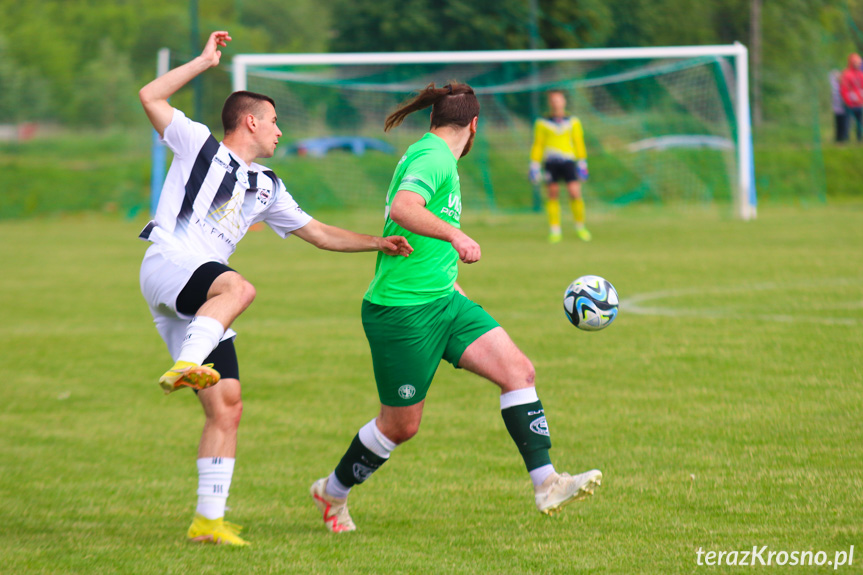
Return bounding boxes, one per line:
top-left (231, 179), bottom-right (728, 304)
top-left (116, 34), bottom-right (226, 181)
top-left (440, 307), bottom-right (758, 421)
top-left (240, 56), bottom-right (739, 213)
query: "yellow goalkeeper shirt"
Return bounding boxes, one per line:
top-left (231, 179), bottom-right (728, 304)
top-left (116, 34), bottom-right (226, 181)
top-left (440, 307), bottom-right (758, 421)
top-left (530, 116), bottom-right (587, 163)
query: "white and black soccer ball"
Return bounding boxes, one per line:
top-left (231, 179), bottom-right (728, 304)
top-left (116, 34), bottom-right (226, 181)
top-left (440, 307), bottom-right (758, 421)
top-left (563, 275), bottom-right (619, 331)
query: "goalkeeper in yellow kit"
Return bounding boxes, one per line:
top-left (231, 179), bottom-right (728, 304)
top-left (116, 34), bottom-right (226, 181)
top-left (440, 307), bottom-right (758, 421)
top-left (529, 90), bottom-right (591, 243)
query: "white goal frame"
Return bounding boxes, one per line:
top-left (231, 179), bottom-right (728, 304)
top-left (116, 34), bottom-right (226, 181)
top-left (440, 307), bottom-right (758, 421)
top-left (232, 44), bottom-right (755, 220)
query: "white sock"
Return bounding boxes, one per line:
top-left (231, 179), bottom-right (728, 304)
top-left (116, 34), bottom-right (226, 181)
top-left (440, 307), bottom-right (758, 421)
top-left (358, 418), bottom-right (397, 458)
top-left (196, 457), bottom-right (235, 520)
top-left (325, 419), bottom-right (397, 500)
top-left (530, 464), bottom-right (556, 488)
top-left (500, 389), bottom-right (557, 487)
top-left (325, 472), bottom-right (351, 499)
top-left (178, 316), bottom-right (225, 365)
top-left (499, 387), bottom-right (539, 410)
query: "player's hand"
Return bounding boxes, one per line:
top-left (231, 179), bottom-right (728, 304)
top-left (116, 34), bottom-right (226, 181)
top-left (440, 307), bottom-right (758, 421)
top-left (576, 159), bottom-right (589, 181)
top-left (529, 161), bottom-right (542, 184)
top-left (378, 235), bottom-right (413, 257)
top-left (201, 31), bottom-right (232, 68)
top-left (452, 231), bottom-right (481, 264)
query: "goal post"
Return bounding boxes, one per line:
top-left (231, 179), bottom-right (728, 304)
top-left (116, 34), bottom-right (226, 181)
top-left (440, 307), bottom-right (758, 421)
top-left (149, 47), bottom-right (171, 216)
top-left (231, 44), bottom-right (756, 219)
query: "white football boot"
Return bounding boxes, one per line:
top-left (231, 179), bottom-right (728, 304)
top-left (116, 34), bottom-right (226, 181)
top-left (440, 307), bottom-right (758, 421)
top-left (535, 469), bottom-right (602, 515)
top-left (310, 477), bottom-right (356, 533)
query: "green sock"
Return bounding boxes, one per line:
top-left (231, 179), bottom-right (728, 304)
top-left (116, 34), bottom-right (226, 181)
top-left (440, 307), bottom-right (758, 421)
top-left (501, 400), bottom-right (553, 471)
top-left (334, 434), bottom-right (388, 487)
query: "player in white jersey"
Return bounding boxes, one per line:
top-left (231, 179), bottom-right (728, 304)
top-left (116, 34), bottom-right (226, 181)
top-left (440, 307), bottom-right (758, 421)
top-left (137, 31), bottom-right (412, 546)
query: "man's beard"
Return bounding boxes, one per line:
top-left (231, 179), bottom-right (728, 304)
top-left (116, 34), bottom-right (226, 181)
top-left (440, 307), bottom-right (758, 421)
top-left (460, 131), bottom-right (476, 158)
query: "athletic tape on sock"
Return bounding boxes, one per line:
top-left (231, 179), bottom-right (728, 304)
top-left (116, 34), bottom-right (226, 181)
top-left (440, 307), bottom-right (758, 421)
top-left (500, 387), bottom-right (540, 410)
top-left (359, 418), bottom-right (396, 458)
top-left (529, 463), bottom-right (556, 488)
top-left (179, 316), bottom-right (227, 365)
top-left (196, 457), bottom-right (235, 519)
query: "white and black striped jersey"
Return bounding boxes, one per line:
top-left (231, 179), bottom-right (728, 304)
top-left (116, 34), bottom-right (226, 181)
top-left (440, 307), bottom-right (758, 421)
top-left (139, 108), bottom-right (312, 264)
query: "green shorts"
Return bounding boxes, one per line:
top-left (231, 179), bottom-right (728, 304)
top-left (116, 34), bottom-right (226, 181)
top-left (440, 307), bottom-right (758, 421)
top-left (361, 291), bottom-right (500, 406)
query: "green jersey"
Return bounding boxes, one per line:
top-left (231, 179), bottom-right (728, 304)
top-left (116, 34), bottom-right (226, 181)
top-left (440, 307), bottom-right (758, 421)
top-left (364, 132), bottom-right (462, 306)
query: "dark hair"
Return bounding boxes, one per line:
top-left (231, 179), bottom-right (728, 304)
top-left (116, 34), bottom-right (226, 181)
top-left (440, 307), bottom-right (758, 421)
top-left (221, 91), bottom-right (276, 134)
top-left (384, 82), bottom-right (479, 132)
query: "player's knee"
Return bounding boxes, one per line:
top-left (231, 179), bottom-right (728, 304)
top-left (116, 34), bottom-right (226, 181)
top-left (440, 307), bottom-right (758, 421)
top-left (208, 388), bottom-right (243, 430)
top-left (505, 355), bottom-right (535, 389)
top-left (389, 423), bottom-right (419, 444)
top-left (225, 389), bottom-right (243, 421)
top-left (219, 273), bottom-right (256, 309)
top-left (380, 417), bottom-right (420, 444)
top-left (223, 278), bottom-right (256, 312)
top-left (237, 280), bottom-right (256, 309)
top-left (215, 398), bottom-right (243, 430)
top-left (230, 399), bottom-right (243, 428)
top-left (516, 356), bottom-right (535, 387)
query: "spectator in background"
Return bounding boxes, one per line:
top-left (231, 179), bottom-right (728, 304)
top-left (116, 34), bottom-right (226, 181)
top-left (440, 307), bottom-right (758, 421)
top-left (831, 70), bottom-right (848, 143)
top-left (839, 53), bottom-right (863, 141)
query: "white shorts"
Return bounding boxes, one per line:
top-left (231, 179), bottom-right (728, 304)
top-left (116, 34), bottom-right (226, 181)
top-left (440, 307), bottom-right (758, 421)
top-left (140, 244), bottom-right (237, 360)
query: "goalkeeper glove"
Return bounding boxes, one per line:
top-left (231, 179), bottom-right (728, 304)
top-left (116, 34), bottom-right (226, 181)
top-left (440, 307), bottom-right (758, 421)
top-left (576, 160), bottom-right (589, 181)
top-left (529, 161), bottom-right (542, 184)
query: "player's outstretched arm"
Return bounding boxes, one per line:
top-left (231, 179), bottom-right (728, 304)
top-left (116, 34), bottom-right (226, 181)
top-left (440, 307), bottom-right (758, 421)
top-left (292, 219), bottom-right (413, 256)
top-left (529, 119), bottom-right (545, 183)
top-left (138, 31), bottom-right (232, 136)
top-left (390, 190), bottom-right (481, 264)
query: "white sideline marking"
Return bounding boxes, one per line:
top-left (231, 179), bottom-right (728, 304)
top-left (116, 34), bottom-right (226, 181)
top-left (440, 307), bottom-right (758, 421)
top-left (623, 280), bottom-right (863, 326)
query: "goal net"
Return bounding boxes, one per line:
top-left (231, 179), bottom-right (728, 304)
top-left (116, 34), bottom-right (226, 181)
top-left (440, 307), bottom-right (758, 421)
top-left (232, 46), bottom-right (755, 219)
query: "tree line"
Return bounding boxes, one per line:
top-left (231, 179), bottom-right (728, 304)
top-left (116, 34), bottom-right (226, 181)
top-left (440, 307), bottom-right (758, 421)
top-left (1, 0), bottom-right (861, 128)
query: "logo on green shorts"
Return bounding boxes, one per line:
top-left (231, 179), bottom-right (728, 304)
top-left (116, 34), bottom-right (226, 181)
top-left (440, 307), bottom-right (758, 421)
top-left (398, 385), bottom-right (416, 400)
top-left (529, 416), bottom-right (549, 436)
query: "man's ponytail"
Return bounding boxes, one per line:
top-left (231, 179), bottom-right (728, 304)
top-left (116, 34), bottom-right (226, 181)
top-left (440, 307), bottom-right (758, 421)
top-left (384, 82), bottom-right (479, 132)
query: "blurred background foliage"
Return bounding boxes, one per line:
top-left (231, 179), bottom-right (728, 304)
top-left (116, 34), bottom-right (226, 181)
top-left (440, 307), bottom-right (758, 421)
top-left (1, 0), bottom-right (862, 128)
top-left (2, 0), bottom-right (863, 220)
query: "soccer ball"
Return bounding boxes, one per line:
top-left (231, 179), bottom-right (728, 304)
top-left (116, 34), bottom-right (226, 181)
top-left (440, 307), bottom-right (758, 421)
top-left (563, 275), bottom-right (619, 331)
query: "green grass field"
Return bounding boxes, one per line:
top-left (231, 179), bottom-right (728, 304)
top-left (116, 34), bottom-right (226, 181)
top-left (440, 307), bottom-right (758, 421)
top-left (1, 204), bottom-right (862, 574)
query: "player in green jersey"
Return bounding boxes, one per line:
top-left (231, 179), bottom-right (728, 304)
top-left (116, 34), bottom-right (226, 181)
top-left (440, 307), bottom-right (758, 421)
top-left (311, 83), bottom-right (602, 532)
